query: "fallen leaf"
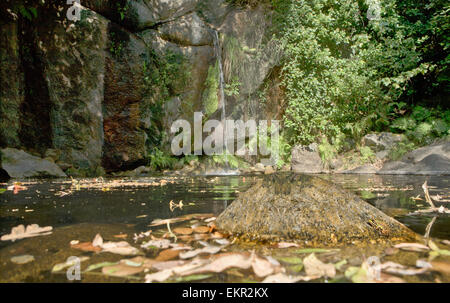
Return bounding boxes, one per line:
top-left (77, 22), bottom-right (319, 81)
top-left (1, 224), bottom-right (53, 241)
top-left (303, 253), bottom-right (336, 278)
top-left (295, 248), bottom-right (338, 254)
top-left (277, 242), bottom-right (299, 248)
top-left (84, 262), bottom-right (119, 272)
top-left (430, 261), bottom-right (450, 275)
top-left (394, 243), bottom-right (430, 252)
top-left (141, 239), bottom-right (171, 249)
top-left (277, 256), bottom-right (303, 265)
top-left (251, 254), bottom-right (278, 277)
top-left (174, 274), bottom-right (212, 282)
top-left (156, 249), bottom-right (181, 261)
top-left (179, 253), bottom-right (252, 276)
top-left (381, 261), bottom-right (428, 276)
top-left (262, 273), bottom-right (312, 283)
top-left (124, 257), bottom-right (157, 269)
top-left (179, 246), bottom-right (222, 259)
top-left (102, 263), bottom-right (144, 277)
top-left (193, 226), bottom-right (210, 234)
top-left (92, 233), bottom-right (103, 247)
top-left (152, 260), bottom-right (187, 271)
top-left (173, 227), bottom-right (193, 235)
top-left (145, 269), bottom-right (173, 283)
top-left (52, 256), bottom-right (89, 272)
top-left (101, 241), bottom-right (140, 255)
top-left (71, 242), bottom-right (102, 253)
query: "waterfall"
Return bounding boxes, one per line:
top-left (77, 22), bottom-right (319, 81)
top-left (212, 30), bottom-right (229, 168)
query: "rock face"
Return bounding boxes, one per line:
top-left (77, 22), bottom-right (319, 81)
top-left (0, 148), bottom-right (66, 178)
top-left (379, 141), bottom-right (450, 175)
top-left (291, 144), bottom-right (325, 174)
top-left (38, 8), bottom-right (108, 170)
top-left (0, 1), bottom-right (284, 173)
top-left (216, 173), bottom-right (417, 244)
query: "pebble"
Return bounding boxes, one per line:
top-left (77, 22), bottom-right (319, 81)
top-left (11, 255), bottom-right (35, 264)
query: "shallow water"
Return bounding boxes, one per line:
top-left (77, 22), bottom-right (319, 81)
top-left (0, 173), bottom-right (449, 282)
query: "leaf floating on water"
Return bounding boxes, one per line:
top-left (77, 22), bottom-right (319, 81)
top-left (394, 243), bottom-right (430, 252)
top-left (277, 256), bottom-right (303, 265)
top-left (303, 253), bottom-right (336, 278)
top-left (52, 256), bottom-right (89, 272)
top-left (430, 261), bottom-right (450, 275)
top-left (71, 242), bottom-right (102, 253)
top-left (101, 241), bottom-right (140, 255)
top-left (173, 227), bottom-right (193, 235)
top-left (84, 262), bottom-right (119, 272)
top-left (152, 260), bottom-right (187, 271)
top-left (10, 255), bottom-right (34, 264)
top-left (174, 274), bottom-right (212, 282)
top-left (251, 254), bottom-right (278, 278)
top-left (102, 263), bottom-right (144, 277)
top-left (334, 259), bottom-right (347, 271)
top-left (145, 269), bottom-right (174, 283)
top-left (277, 242), bottom-right (300, 248)
top-left (193, 226), bottom-right (210, 234)
top-left (295, 248), bottom-right (338, 254)
top-left (1, 224), bottom-right (53, 241)
top-left (380, 261), bottom-right (428, 276)
top-left (92, 233), bottom-right (103, 247)
top-left (156, 249), bottom-right (181, 261)
top-left (179, 253), bottom-right (252, 276)
top-left (262, 273), bottom-right (312, 283)
top-left (179, 245), bottom-right (222, 259)
top-left (141, 239), bottom-right (171, 249)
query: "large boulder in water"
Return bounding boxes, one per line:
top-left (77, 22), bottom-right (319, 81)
top-left (0, 148), bottom-right (66, 179)
top-left (216, 174), bottom-right (418, 245)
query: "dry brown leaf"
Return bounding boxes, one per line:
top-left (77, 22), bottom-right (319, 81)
top-left (156, 249), bottom-right (181, 261)
top-left (71, 242), bottom-right (102, 253)
top-left (152, 260), bottom-right (188, 271)
top-left (173, 227), bottom-right (193, 235)
top-left (1, 224), bottom-right (53, 241)
top-left (193, 226), bottom-right (210, 234)
top-left (394, 243), bottom-right (430, 252)
top-left (251, 254), bottom-right (277, 278)
top-left (102, 263), bottom-right (144, 277)
top-left (277, 242), bottom-right (300, 248)
top-left (179, 246), bottom-right (222, 259)
top-left (262, 273), bottom-right (314, 283)
top-left (303, 253), bottom-right (336, 278)
top-left (180, 253), bottom-right (252, 276)
top-left (431, 261), bottom-right (450, 275)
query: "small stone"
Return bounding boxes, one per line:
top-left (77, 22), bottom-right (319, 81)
top-left (11, 255), bottom-right (34, 264)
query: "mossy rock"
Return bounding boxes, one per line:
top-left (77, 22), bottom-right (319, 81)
top-left (216, 173), bottom-right (418, 245)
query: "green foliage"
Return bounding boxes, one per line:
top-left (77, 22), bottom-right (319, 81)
top-left (147, 148), bottom-right (178, 170)
top-left (208, 154), bottom-right (248, 169)
top-left (142, 49), bottom-right (190, 149)
top-left (388, 140), bottom-right (416, 160)
top-left (359, 146), bottom-right (376, 164)
top-left (202, 61), bottom-right (220, 116)
top-left (18, 5), bottom-right (37, 21)
top-left (271, 0), bottom-right (449, 148)
top-left (318, 138), bottom-right (338, 165)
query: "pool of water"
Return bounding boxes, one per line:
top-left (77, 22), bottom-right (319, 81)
top-left (0, 173), bottom-right (449, 282)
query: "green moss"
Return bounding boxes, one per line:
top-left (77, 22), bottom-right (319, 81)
top-left (202, 61), bottom-right (220, 116)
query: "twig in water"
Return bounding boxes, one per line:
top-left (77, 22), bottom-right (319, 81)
top-left (424, 216), bottom-right (437, 244)
top-left (422, 181), bottom-right (435, 209)
top-left (166, 221), bottom-right (177, 242)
